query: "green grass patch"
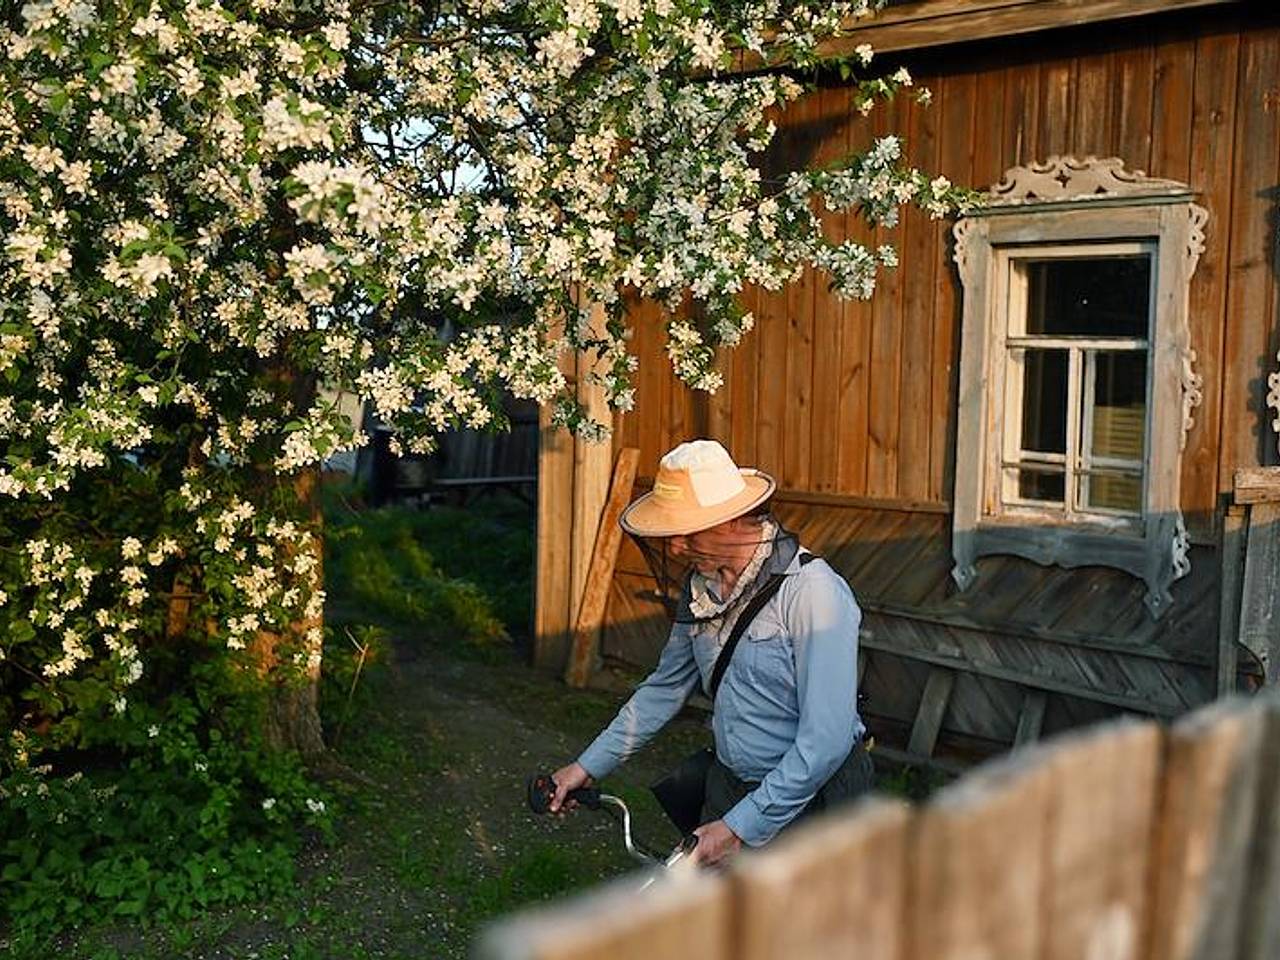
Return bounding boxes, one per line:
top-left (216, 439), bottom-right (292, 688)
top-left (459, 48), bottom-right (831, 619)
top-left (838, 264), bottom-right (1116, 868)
top-left (324, 496), bottom-right (534, 651)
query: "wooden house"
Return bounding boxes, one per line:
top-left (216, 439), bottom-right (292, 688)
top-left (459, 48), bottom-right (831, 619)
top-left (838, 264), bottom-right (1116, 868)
top-left (535, 0), bottom-right (1280, 769)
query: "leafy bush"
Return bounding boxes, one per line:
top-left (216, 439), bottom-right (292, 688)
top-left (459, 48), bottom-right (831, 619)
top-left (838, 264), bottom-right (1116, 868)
top-left (0, 672), bottom-right (330, 949)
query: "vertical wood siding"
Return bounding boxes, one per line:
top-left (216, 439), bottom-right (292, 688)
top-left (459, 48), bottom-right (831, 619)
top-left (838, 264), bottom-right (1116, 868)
top-left (615, 12), bottom-right (1280, 546)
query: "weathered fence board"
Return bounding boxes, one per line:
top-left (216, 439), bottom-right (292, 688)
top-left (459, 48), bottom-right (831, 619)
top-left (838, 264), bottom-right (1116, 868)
top-left (481, 691), bottom-right (1280, 960)
top-left (1144, 697), bottom-right (1272, 960)
top-left (476, 871), bottom-right (731, 960)
top-left (731, 798), bottom-right (912, 960)
top-left (907, 748), bottom-right (1055, 960)
top-left (1238, 696), bottom-right (1280, 960)
top-left (1041, 721), bottom-right (1161, 960)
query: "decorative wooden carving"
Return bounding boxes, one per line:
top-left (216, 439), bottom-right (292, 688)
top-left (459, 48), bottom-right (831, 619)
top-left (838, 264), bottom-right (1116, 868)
top-left (1268, 350), bottom-right (1280, 459)
top-left (1181, 349), bottom-right (1203, 452)
top-left (989, 156), bottom-right (1192, 206)
top-left (951, 159), bottom-right (1208, 619)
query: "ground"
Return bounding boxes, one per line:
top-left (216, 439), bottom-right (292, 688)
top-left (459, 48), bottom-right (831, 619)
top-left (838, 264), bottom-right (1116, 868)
top-left (56, 632), bottom-right (708, 960)
top-left (40, 496), bottom-right (933, 960)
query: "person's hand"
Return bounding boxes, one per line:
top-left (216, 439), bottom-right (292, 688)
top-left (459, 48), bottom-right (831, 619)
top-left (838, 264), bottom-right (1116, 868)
top-left (548, 761), bottom-right (593, 814)
top-left (690, 819), bottom-right (741, 867)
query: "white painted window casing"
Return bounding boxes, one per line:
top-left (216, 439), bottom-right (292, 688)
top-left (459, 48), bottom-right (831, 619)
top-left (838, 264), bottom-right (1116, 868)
top-left (950, 157), bottom-right (1208, 617)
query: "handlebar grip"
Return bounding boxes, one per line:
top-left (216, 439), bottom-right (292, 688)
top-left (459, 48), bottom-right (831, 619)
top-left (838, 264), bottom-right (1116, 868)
top-left (527, 773), bottom-right (602, 814)
top-left (567, 786), bottom-right (602, 810)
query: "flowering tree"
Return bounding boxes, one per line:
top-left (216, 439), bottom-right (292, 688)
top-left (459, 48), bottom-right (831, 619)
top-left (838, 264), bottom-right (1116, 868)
top-left (0, 0), bottom-right (962, 775)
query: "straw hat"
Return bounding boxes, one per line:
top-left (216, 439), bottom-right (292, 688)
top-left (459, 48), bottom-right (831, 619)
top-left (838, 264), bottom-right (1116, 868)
top-left (620, 440), bottom-right (776, 537)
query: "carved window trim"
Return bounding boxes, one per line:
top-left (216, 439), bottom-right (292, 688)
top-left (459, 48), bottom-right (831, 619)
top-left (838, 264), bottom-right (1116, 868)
top-left (951, 157), bottom-right (1208, 617)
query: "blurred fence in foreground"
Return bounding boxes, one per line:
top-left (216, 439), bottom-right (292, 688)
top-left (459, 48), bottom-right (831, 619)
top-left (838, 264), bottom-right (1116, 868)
top-left (477, 690), bottom-right (1280, 960)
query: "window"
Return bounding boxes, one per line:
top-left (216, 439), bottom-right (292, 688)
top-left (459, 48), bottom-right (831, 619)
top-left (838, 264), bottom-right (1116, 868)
top-left (951, 158), bottom-right (1208, 617)
top-left (1000, 244), bottom-right (1153, 523)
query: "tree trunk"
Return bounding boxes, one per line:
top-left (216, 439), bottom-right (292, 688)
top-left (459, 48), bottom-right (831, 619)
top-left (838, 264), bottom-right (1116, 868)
top-left (259, 463), bottom-right (328, 762)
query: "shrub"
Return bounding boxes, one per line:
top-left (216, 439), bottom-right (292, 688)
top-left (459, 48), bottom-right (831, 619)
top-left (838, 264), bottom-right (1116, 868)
top-left (0, 672), bottom-right (330, 947)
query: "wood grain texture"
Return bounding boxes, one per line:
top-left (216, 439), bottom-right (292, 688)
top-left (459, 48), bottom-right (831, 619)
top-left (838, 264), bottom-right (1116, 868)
top-left (929, 70), bottom-right (976, 503)
top-left (564, 448), bottom-right (640, 688)
top-left (1217, 505), bottom-right (1247, 695)
top-left (569, 303), bottom-right (614, 633)
top-left (730, 284), bottom-right (761, 465)
top-left (1144, 697), bottom-right (1270, 960)
top-left (1238, 693), bottom-right (1280, 960)
top-left (731, 799), bottom-right (912, 960)
top-left (782, 89), bottom-right (823, 490)
top-left (1182, 28), bottom-right (1240, 536)
top-left (907, 748), bottom-right (1054, 960)
top-left (811, 0), bottom-right (1244, 58)
top-left (866, 96), bottom-right (907, 499)
top-left (1238, 502), bottom-right (1280, 684)
top-left (897, 83), bottom-right (944, 502)
top-left (476, 871), bottom-right (732, 960)
top-left (1115, 42), bottom-right (1156, 170)
top-left (1041, 721), bottom-right (1162, 960)
top-left (809, 85), bottom-right (854, 493)
top-left (1234, 465), bottom-right (1280, 503)
top-left (534, 332), bottom-right (579, 671)
top-left (1218, 24), bottom-right (1280, 490)
top-left (907, 667), bottom-right (957, 757)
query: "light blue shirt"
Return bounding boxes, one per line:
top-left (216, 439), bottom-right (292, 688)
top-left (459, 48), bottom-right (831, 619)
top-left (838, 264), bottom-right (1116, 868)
top-left (576, 537), bottom-right (864, 847)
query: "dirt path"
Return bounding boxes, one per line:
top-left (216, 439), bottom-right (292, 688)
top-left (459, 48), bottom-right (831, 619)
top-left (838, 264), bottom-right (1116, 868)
top-left (312, 637), bottom-right (711, 958)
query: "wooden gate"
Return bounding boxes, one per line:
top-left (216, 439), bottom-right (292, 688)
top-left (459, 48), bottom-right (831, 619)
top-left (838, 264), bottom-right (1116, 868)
top-left (479, 690), bottom-right (1280, 960)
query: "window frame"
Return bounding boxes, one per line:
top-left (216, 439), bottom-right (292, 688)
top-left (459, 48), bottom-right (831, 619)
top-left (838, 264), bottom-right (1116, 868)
top-left (950, 157), bottom-right (1208, 617)
top-left (994, 240), bottom-right (1155, 527)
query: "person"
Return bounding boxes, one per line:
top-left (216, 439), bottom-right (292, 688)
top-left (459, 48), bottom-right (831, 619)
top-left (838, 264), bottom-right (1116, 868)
top-left (549, 439), bottom-right (872, 867)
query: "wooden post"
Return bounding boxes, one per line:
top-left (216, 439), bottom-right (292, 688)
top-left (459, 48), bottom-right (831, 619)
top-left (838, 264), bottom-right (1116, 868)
top-left (565, 447), bottom-right (640, 687)
top-left (569, 301), bottom-right (613, 637)
top-left (1217, 504), bottom-right (1247, 696)
top-left (1238, 502), bottom-right (1280, 686)
top-left (534, 346), bottom-right (577, 671)
top-left (907, 667), bottom-right (955, 759)
top-left (534, 299), bottom-right (615, 673)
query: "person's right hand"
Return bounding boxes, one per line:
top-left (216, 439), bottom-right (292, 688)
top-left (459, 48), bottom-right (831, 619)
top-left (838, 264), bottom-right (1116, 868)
top-left (549, 761), bottom-right (593, 814)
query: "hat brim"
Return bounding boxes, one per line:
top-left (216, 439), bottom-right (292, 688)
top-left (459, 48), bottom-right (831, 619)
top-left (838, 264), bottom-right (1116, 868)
top-left (620, 470), bottom-right (776, 537)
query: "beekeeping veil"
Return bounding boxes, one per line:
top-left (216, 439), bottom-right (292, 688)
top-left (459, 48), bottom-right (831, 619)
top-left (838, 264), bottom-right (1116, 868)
top-left (620, 440), bottom-right (794, 625)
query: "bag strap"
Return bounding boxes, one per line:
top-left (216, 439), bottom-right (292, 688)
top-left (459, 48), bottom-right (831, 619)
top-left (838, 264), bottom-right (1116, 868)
top-left (708, 552), bottom-right (818, 702)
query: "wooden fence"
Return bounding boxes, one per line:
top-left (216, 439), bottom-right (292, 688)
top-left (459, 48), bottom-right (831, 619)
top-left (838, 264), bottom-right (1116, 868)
top-left (477, 690), bottom-right (1280, 960)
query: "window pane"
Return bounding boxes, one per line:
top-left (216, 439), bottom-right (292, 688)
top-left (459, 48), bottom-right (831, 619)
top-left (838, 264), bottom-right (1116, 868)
top-left (1017, 468), bottom-right (1065, 504)
top-left (1024, 256), bottom-right (1150, 337)
top-left (1083, 470), bottom-right (1142, 513)
top-left (1020, 349), bottom-right (1068, 455)
top-left (1091, 351), bottom-right (1147, 461)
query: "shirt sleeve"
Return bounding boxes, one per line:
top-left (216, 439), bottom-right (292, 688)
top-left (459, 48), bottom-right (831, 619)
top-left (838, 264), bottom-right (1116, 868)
top-left (576, 625), bottom-right (701, 780)
top-left (722, 568), bottom-right (861, 847)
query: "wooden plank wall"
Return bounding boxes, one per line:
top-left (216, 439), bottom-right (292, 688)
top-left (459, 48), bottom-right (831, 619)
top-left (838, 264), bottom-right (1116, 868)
top-left (479, 689), bottom-right (1280, 960)
top-left (613, 9), bottom-right (1280, 545)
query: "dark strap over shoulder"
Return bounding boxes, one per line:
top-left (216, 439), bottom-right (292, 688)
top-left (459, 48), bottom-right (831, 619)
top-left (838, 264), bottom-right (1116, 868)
top-left (707, 553), bottom-right (818, 702)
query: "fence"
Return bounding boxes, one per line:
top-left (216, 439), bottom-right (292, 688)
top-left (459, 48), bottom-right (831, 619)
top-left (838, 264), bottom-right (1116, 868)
top-left (477, 690), bottom-right (1280, 960)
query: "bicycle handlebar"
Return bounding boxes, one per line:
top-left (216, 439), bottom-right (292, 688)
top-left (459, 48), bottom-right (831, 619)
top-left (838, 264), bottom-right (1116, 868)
top-left (527, 772), bottom-right (601, 814)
